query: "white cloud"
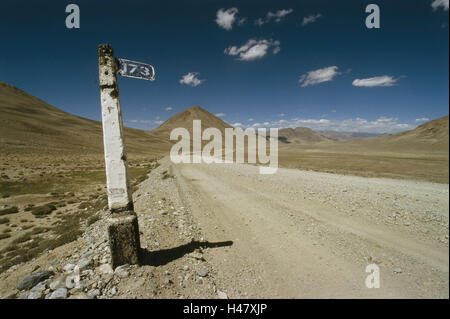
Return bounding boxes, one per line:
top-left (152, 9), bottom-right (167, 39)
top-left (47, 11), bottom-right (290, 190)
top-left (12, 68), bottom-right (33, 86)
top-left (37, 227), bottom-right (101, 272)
top-left (267, 9), bottom-right (293, 22)
top-left (432, 0), bottom-right (449, 11)
top-left (224, 39), bottom-right (280, 61)
top-left (154, 120), bottom-right (164, 125)
top-left (299, 66), bottom-right (340, 87)
top-left (255, 8), bottom-right (293, 25)
top-left (233, 122), bottom-right (243, 127)
top-left (248, 118), bottom-right (254, 121)
top-left (302, 14), bottom-right (322, 26)
top-left (179, 72), bottom-right (205, 87)
top-left (165, 106), bottom-right (173, 111)
top-left (126, 119), bottom-right (155, 124)
top-left (255, 18), bottom-right (265, 26)
top-left (215, 113), bottom-right (225, 117)
top-left (243, 116), bottom-right (413, 134)
top-left (415, 117), bottom-right (430, 122)
top-left (278, 113), bottom-right (286, 117)
top-left (272, 46), bottom-right (281, 54)
top-left (352, 75), bottom-right (398, 87)
top-left (216, 8), bottom-right (240, 30)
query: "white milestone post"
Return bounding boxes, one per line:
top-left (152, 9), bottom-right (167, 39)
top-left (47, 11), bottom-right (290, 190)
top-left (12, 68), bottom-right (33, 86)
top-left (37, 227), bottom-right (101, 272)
top-left (99, 46), bottom-right (132, 211)
top-left (98, 44), bottom-right (141, 268)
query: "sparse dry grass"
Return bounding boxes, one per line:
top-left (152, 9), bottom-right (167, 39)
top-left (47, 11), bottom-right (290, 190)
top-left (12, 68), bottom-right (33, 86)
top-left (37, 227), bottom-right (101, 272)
top-left (0, 206), bottom-right (19, 216)
top-left (31, 204), bottom-right (57, 217)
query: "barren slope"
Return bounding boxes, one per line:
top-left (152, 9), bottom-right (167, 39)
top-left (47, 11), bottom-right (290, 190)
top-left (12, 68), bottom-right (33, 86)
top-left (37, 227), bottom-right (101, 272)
top-left (0, 82), bottom-right (171, 157)
top-left (152, 106), bottom-right (232, 139)
top-left (278, 127), bottom-right (332, 144)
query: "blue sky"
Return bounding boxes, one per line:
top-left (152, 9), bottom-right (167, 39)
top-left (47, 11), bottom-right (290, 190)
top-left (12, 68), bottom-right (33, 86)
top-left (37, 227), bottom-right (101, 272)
top-left (0, 0), bottom-right (448, 133)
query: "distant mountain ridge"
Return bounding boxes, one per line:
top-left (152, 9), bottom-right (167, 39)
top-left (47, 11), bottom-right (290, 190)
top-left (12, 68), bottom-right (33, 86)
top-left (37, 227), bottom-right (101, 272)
top-left (277, 127), bottom-right (332, 144)
top-left (1, 81), bottom-right (447, 158)
top-left (318, 131), bottom-right (384, 141)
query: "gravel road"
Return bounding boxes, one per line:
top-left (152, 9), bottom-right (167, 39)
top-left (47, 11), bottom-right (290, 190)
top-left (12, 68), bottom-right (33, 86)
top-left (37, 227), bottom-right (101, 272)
top-left (161, 158), bottom-right (449, 298)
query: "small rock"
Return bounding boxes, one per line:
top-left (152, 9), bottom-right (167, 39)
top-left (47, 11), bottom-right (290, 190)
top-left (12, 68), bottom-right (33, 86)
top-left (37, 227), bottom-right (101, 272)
top-left (27, 291), bottom-right (43, 299)
top-left (50, 277), bottom-right (66, 290)
top-left (49, 288), bottom-right (68, 299)
top-left (63, 264), bottom-right (75, 272)
top-left (30, 281), bottom-right (48, 292)
top-left (217, 290), bottom-right (228, 299)
top-left (68, 292), bottom-right (92, 299)
top-left (197, 268), bottom-right (208, 277)
top-left (77, 258), bottom-right (93, 271)
top-left (102, 274), bottom-right (113, 284)
top-left (97, 264), bottom-right (114, 275)
top-left (394, 268), bottom-right (403, 274)
top-left (87, 289), bottom-right (101, 298)
top-left (115, 265), bottom-right (130, 278)
top-left (17, 271), bottom-right (54, 291)
top-left (190, 252), bottom-right (204, 260)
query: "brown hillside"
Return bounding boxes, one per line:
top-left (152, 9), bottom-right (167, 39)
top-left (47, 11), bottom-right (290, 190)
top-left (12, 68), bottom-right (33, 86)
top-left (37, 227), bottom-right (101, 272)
top-left (0, 82), bottom-right (171, 157)
top-left (152, 106), bottom-right (233, 139)
top-left (278, 127), bottom-right (332, 144)
top-left (341, 116), bottom-right (449, 152)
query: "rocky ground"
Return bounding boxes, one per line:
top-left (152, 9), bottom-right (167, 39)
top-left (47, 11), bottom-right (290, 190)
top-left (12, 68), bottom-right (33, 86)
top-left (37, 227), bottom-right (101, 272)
top-left (0, 158), bottom-right (230, 299)
top-left (0, 156), bottom-right (448, 299)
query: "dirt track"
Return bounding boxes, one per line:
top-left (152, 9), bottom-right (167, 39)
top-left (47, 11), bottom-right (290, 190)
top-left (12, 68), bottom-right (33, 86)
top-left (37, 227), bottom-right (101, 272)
top-left (161, 158), bottom-right (449, 298)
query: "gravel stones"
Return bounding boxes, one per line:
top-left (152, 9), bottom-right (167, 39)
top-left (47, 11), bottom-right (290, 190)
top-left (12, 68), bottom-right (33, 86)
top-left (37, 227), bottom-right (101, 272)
top-left (17, 271), bottom-right (54, 291)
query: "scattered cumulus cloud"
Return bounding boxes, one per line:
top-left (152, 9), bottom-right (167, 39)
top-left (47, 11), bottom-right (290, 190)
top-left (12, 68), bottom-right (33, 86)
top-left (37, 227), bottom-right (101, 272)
top-left (415, 117), bottom-right (430, 122)
top-left (215, 113), bottom-right (225, 117)
top-left (243, 116), bottom-right (414, 134)
top-left (216, 8), bottom-right (242, 30)
top-left (255, 18), bottom-right (265, 26)
top-left (302, 14), bottom-right (322, 26)
top-left (431, 0), bottom-right (449, 11)
top-left (267, 9), bottom-right (293, 22)
top-left (248, 118), bottom-right (254, 121)
top-left (255, 8), bottom-right (293, 25)
top-left (352, 75), bottom-right (398, 87)
top-left (179, 72), bottom-right (205, 87)
top-left (165, 106), bottom-right (173, 111)
top-left (299, 66), bottom-right (340, 87)
top-left (224, 39), bottom-right (280, 61)
top-left (233, 122), bottom-right (243, 127)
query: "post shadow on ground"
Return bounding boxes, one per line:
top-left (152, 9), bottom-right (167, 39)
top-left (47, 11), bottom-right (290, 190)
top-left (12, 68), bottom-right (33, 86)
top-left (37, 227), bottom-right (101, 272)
top-left (139, 240), bottom-right (233, 267)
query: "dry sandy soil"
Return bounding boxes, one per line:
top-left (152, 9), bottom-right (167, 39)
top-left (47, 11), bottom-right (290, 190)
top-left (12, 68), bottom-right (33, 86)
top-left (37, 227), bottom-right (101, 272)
top-left (164, 158), bottom-right (448, 298)
top-left (0, 156), bottom-right (448, 298)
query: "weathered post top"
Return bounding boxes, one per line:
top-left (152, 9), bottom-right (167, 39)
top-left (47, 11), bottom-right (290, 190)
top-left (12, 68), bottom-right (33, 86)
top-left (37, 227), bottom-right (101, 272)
top-left (98, 44), bottom-right (133, 213)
